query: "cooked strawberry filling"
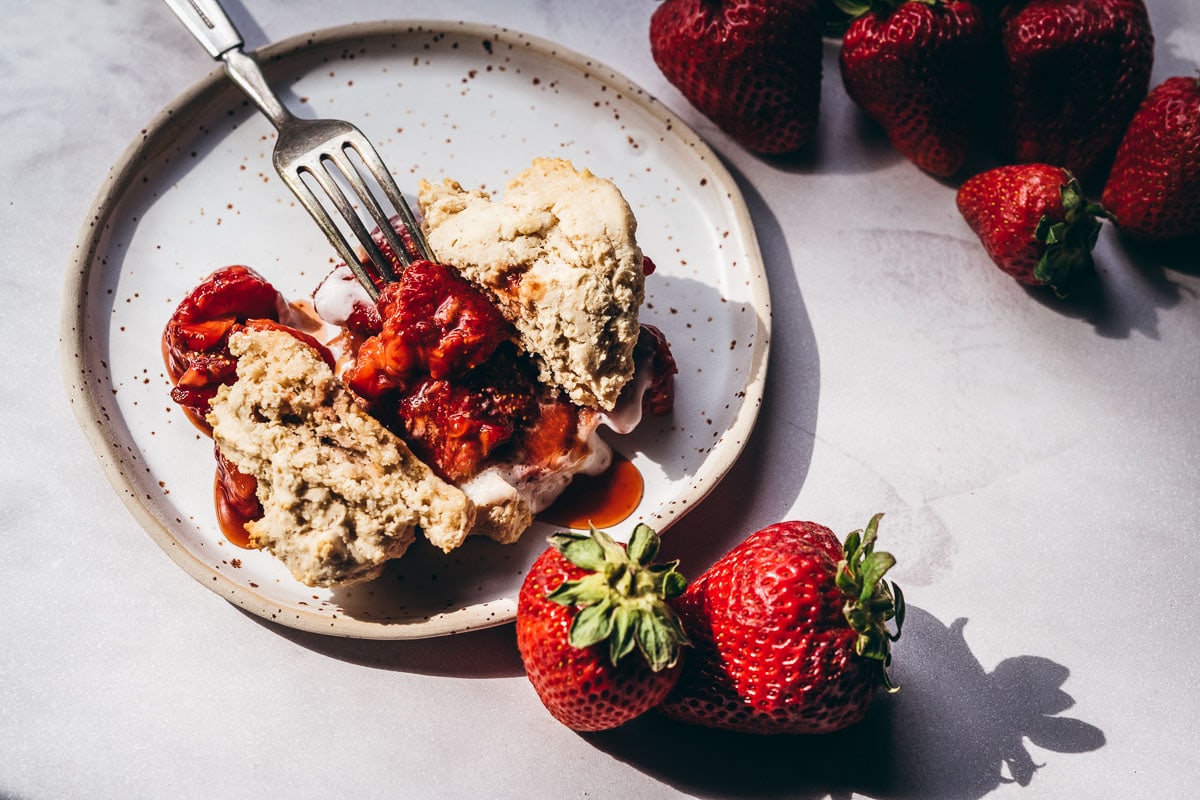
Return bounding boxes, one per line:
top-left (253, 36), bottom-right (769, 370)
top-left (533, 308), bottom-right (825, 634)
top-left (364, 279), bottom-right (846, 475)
top-left (344, 260), bottom-right (509, 394)
top-left (392, 353), bottom-right (535, 483)
top-left (344, 260), bottom-right (590, 484)
top-left (162, 265), bottom-right (285, 425)
top-left (635, 323), bottom-right (676, 416)
top-left (213, 442), bottom-right (261, 546)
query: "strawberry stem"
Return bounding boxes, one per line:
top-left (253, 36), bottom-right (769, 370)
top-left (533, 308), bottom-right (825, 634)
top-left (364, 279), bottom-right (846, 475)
top-left (546, 524), bottom-right (689, 671)
top-left (1032, 174), bottom-right (1110, 297)
top-left (835, 513), bottom-right (905, 691)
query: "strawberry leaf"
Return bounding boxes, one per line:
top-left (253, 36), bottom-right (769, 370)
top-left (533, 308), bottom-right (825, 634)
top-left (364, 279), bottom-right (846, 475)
top-left (833, 0), bottom-right (937, 19)
top-left (655, 563), bottom-right (687, 599)
top-left (546, 573), bottom-right (609, 607)
top-left (591, 525), bottom-right (629, 566)
top-left (610, 605), bottom-right (637, 665)
top-left (859, 552), bottom-right (897, 602)
top-left (836, 514), bottom-right (905, 690)
top-left (626, 523), bottom-right (659, 565)
top-left (889, 582), bottom-right (906, 640)
top-left (550, 532), bottom-right (606, 572)
top-left (569, 598), bottom-right (616, 649)
top-left (832, 0), bottom-right (874, 18)
top-left (635, 608), bottom-right (682, 672)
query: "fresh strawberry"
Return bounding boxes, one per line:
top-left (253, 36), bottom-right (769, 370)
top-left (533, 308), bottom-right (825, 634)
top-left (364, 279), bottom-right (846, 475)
top-left (1101, 76), bottom-right (1200, 242)
top-left (995, 0), bottom-right (1154, 179)
top-left (956, 164), bottom-right (1109, 294)
top-left (649, 0), bottom-right (822, 154)
top-left (516, 524), bottom-right (689, 731)
top-left (836, 0), bottom-right (989, 177)
top-left (659, 515), bottom-right (904, 735)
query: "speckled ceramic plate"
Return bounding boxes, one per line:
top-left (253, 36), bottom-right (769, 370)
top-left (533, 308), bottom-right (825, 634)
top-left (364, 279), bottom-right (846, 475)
top-left (60, 20), bottom-right (770, 639)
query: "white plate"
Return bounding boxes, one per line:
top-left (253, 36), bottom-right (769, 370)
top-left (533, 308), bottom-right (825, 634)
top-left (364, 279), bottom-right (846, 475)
top-left (60, 20), bottom-right (770, 639)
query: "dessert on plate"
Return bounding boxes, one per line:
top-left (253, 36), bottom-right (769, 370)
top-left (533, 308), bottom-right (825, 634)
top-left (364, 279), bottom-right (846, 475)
top-left (162, 159), bottom-right (676, 587)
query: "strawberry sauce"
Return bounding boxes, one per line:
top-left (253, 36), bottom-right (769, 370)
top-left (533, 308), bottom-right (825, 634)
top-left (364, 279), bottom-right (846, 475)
top-left (538, 451), bottom-right (644, 530)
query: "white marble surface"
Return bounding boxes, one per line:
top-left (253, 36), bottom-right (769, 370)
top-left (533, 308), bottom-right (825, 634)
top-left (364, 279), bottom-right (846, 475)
top-left (4, 1), bottom-right (1199, 798)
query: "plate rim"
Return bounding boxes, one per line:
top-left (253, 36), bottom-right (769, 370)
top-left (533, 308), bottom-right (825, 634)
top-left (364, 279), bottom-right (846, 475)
top-left (58, 19), bottom-right (772, 640)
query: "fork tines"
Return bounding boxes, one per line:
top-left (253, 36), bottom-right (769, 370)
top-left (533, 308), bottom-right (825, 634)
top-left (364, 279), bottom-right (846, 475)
top-left (278, 123), bottom-right (434, 301)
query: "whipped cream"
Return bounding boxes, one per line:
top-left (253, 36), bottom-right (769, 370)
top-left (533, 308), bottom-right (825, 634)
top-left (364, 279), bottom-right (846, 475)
top-left (312, 264), bottom-right (373, 327)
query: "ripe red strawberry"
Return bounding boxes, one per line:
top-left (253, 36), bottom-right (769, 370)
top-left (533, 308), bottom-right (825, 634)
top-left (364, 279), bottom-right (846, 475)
top-left (956, 164), bottom-right (1109, 294)
top-left (659, 515), bottom-right (904, 734)
top-left (1101, 76), bottom-right (1200, 242)
top-left (995, 0), bottom-right (1154, 179)
top-left (837, 0), bottom-right (989, 177)
top-left (516, 524), bottom-right (689, 731)
top-left (649, 0), bottom-right (822, 154)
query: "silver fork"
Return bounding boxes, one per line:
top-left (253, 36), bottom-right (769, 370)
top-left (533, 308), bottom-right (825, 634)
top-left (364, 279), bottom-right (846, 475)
top-left (163, 0), bottom-right (433, 300)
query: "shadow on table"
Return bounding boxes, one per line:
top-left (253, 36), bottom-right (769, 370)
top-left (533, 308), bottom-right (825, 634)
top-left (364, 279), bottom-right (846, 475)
top-left (1017, 230), bottom-right (1199, 340)
top-left (1115, 233), bottom-right (1200, 279)
top-left (241, 608), bottom-right (526, 678)
top-left (586, 605), bottom-right (1105, 800)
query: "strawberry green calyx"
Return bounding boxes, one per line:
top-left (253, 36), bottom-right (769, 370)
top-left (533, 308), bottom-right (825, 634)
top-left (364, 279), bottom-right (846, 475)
top-left (835, 513), bottom-right (905, 691)
top-left (1033, 176), bottom-right (1109, 296)
top-left (546, 524), bottom-right (690, 672)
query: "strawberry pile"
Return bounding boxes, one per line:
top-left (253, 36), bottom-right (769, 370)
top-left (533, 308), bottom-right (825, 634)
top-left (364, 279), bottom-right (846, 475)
top-left (517, 516), bottom-right (904, 734)
top-left (649, 0), bottom-right (1197, 297)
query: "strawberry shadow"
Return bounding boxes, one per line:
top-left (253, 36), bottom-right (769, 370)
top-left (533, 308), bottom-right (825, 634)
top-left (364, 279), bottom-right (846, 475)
top-left (1020, 229), bottom-right (1196, 340)
top-left (584, 605), bottom-right (1105, 800)
top-left (1113, 232), bottom-right (1200, 279)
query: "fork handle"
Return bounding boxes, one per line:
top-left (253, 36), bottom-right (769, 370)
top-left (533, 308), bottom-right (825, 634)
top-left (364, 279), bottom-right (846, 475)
top-left (163, 0), bottom-right (295, 130)
top-left (163, 0), bottom-right (242, 58)
top-left (221, 49), bottom-right (294, 130)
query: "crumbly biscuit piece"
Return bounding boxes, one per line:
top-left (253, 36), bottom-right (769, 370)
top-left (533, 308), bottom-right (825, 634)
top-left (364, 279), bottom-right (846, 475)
top-left (472, 495), bottom-right (534, 545)
top-left (418, 158), bottom-right (644, 411)
top-left (207, 328), bottom-right (475, 587)
top-left (458, 470), bottom-right (535, 545)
